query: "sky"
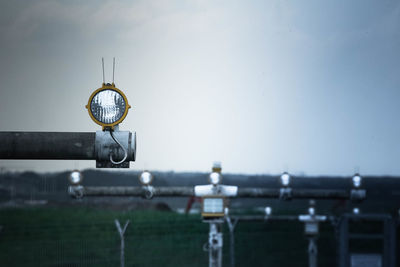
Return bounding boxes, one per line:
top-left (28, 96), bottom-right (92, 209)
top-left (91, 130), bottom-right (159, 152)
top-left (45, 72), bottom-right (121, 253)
top-left (0, 0), bottom-right (399, 176)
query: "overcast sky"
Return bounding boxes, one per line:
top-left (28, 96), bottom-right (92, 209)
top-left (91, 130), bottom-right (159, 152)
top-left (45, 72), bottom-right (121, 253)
top-left (0, 0), bottom-right (399, 175)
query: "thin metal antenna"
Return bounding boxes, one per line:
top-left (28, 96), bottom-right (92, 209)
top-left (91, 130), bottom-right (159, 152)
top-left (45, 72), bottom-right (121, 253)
top-left (355, 166), bottom-right (360, 174)
top-left (102, 58), bottom-right (105, 84)
top-left (113, 57), bottom-right (115, 84)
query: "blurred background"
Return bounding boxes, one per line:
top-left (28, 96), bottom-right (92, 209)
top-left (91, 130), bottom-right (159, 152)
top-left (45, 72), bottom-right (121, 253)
top-left (0, 0), bottom-right (399, 266)
top-left (1, 0), bottom-right (399, 175)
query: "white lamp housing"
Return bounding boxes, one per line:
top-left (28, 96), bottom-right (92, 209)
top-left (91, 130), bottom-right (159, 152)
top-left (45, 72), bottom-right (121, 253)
top-left (69, 170), bottom-right (83, 185)
top-left (139, 171), bottom-right (153, 186)
top-left (352, 174), bottom-right (362, 188)
top-left (265, 206), bottom-right (272, 216)
top-left (280, 172), bottom-right (291, 187)
top-left (209, 172), bottom-right (222, 186)
top-left (308, 207), bottom-right (315, 216)
top-left (353, 207), bottom-right (360, 215)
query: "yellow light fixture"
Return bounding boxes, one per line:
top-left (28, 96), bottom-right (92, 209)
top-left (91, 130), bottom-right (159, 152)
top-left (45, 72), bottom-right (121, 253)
top-left (86, 83), bottom-right (131, 130)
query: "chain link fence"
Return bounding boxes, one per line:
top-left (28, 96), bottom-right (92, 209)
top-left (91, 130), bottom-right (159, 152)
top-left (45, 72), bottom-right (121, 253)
top-left (0, 207), bottom-right (342, 267)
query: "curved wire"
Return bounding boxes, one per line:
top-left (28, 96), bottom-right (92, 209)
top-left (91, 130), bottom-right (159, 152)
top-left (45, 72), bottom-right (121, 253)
top-left (109, 130), bottom-right (128, 165)
top-left (202, 242), bottom-right (209, 252)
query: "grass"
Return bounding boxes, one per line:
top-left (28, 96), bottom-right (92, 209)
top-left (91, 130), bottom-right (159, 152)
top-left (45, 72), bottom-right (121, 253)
top-left (0, 207), bottom-right (384, 267)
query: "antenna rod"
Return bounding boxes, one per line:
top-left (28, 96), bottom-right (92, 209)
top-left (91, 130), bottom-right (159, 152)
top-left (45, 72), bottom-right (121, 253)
top-left (102, 58), bottom-right (105, 84)
top-left (113, 57), bottom-right (115, 84)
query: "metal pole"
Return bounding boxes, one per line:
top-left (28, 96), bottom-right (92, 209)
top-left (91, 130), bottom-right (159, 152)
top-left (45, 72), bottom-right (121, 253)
top-left (0, 132), bottom-right (95, 159)
top-left (75, 186), bottom-right (357, 200)
top-left (115, 219), bottom-right (130, 267)
top-left (208, 222), bottom-right (223, 267)
top-left (80, 186), bottom-right (194, 197)
top-left (237, 188), bottom-right (350, 199)
top-left (339, 216), bottom-right (349, 267)
top-left (226, 217), bottom-right (239, 267)
top-left (308, 237), bottom-right (318, 267)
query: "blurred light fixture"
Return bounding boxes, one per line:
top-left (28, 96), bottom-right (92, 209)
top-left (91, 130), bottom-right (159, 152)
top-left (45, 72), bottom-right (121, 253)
top-left (280, 172), bottom-right (291, 187)
top-left (139, 170), bottom-right (153, 186)
top-left (308, 207), bottom-right (315, 216)
top-left (209, 172), bottom-right (222, 186)
top-left (352, 173), bottom-right (362, 188)
top-left (308, 199), bottom-right (316, 215)
top-left (353, 207), bottom-right (360, 215)
top-left (265, 206), bottom-right (272, 216)
top-left (202, 197), bottom-right (226, 218)
top-left (209, 162), bottom-right (222, 185)
top-left (212, 161), bottom-right (222, 172)
top-left (68, 170), bottom-right (83, 185)
top-left (86, 83), bottom-right (131, 130)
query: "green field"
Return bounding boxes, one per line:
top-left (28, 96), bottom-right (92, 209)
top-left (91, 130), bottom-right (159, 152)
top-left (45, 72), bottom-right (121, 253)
top-left (0, 207), bottom-right (346, 266)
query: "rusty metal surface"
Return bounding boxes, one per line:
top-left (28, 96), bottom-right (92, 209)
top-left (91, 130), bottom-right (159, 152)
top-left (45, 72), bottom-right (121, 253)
top-left (78, 186), bottom-right (354, 200)
top-left (82, 186), bottom-right (194, 197)
top-left (0, 131), bottom-right (95, 159)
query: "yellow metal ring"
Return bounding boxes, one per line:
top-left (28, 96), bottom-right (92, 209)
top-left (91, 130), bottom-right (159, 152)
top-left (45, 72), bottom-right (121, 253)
top-left (85, 83), bottom-right (131, 130)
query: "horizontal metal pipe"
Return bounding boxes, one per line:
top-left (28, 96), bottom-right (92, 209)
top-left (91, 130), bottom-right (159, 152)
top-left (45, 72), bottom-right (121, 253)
top-left (0, 132), bottom-right (95, 159)
top-left (82, 186), bottom-right (194, 197)
top-left (292, 189), bottom-right (349, 199)
top-left (237, 188), bottom-right (279, 198)
top-left (79, 186), bottom-right (351, 200)
top-left (237, 188), bottom-right (349, 199)
top-left (153, 186), bottom-right (194, 196)
top-left (230, 215), bottom-right (298, 222)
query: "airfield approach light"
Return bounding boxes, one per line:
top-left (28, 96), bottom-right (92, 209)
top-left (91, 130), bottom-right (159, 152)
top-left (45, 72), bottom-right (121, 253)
top-left (209, 162), bottom-right (222, 186)
top-left (280, 172), bottom-right (291, 187)
top-left (86, 83), bottom-right (131, 130)
top-left (265, 206), bottom-right (272, 216)
top-left (209, 172), bottom-right (222, 186)
top-left (139, 171), bottom-right (153, 186)
top-left (308, 207), bottom-right (315, 216)
top-left (353, 207), bottom-right (360, 215)
top-left (352, 173), bottom-right (362, 188)
top-left (69, 170), bottom-right (83, 185)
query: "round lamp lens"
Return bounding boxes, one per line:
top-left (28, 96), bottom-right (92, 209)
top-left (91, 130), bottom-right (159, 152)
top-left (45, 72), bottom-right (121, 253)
top-left (209, 172), bottom-right (222, 185)
top-left (69, 171), bottom-right (83, 185)
top-left (265, 207), bottom-right (272, 216)
top-left (352, 174), bottom-right (362, 188)
top-left (90, 89), bottom-right (126, 124)
top-left (139, 171), bottom-right (153, 185)
top-left (280, 172), bottom-right (291, 187)
top-left (308, 207), bottom-right (315, 215)
top-left (353, 207), bottom-right (360, 215)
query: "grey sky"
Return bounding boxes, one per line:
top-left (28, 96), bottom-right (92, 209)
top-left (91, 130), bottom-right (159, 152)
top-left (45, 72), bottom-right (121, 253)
top-left (0, 0), bottom-right (399, 175)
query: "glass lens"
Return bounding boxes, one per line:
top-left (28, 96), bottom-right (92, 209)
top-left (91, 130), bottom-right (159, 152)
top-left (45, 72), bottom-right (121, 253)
top-left (265, 207), bottom-right (272, 215)
top-left (69, 171), bottom-right (82, 185)
top-left (352, 175), bottom-right (361, 187)
top-left (140, 172), bottom-right (152, 185)
top-left (90, 89), bottom-right (126, 124)
top-left (281, 173), bottom-right (290, 186)
top-left (203, 198), bottom-right (224, 213)
top-left (209, 172), bottom-right (221, 185)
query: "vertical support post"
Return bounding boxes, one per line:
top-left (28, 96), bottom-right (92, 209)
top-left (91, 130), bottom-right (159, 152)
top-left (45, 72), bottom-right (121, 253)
top-left (308, 237), bottom-right (318, 267)
top-left (389, 218), bottom-right (397, 267)
top-left (226, 217), bottom-right (239, 267)
top-left (209, 222), bottom-right (223, 267)
top-left (339, 216), bottom-right (349, 267)
top-left (115, 219), bottom-right (130, 267)
top-left (383, 217), bottom-right (396, 267)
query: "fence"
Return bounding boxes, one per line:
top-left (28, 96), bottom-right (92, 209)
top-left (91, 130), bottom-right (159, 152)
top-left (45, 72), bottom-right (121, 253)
top-left (0, 207), bottom-right (344, 267)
